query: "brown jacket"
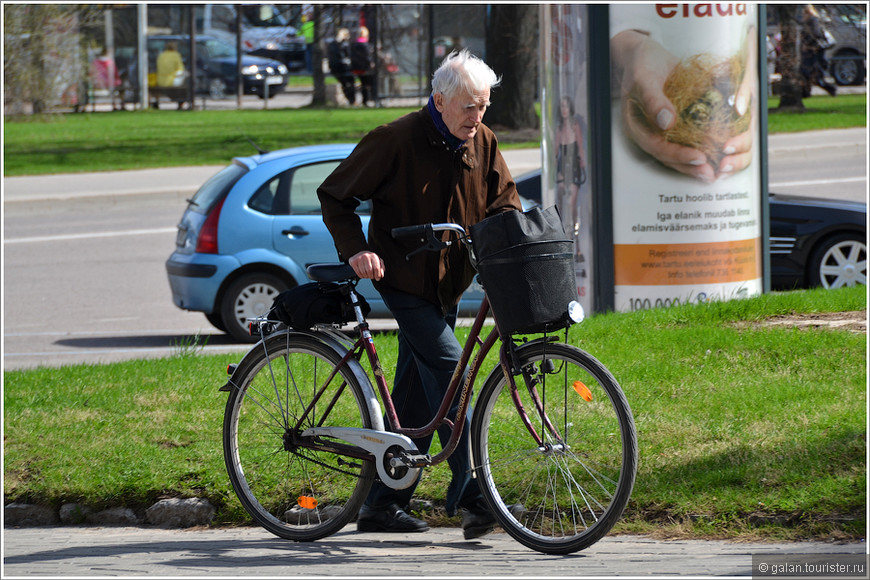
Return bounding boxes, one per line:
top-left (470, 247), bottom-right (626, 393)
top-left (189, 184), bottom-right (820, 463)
top-left (317, 106), bottom-right (521, 311)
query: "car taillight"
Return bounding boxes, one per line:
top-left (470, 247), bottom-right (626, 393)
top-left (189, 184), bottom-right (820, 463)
top-left (195, 197), bottom-right (225, 254)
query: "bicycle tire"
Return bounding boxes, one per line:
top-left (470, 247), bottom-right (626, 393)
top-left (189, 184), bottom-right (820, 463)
top-left (471, 341), bottom-right (637, 554)
top-left (223, 330), bottom-right (378, 541)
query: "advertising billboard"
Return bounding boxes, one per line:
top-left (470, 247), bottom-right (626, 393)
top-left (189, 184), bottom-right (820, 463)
top-left (608, 3), bottom-right (764, 311)
top-left (541, 4), bottom-right (595, 314)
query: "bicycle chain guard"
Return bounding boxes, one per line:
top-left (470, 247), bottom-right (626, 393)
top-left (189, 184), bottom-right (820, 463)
top-left (301, 426), bottom-right (423, 490)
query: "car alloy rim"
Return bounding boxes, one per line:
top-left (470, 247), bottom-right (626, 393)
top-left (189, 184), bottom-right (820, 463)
top-left (820, 240), bottom-right (867, 289)
top-left (234, 283), bottom-right (279, 327)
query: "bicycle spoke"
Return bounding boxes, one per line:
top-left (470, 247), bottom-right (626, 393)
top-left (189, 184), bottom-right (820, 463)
top-left (472, 341), bottom-right (637, 554)
top-left (224, 332), bottom-right (376, 541)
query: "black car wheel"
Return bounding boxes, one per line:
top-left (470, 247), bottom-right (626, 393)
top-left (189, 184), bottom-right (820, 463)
top-left (205, 312), bottom-right (227, 332)
top-left (808, 233), bottom-right (867, 289)
top-left (831, 50), bottom-right (865, 86)
top-left (220, 273), bottom-right (289, 342)
top-left (207, 78), bottom-right (226, 99)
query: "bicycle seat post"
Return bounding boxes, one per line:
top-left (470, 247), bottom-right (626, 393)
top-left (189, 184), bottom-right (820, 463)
top-left (348, 287), bottom-right (370, 329)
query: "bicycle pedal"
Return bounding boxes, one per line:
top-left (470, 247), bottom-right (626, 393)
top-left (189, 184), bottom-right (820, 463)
top-left (396, 453), bottom-right (431, 468)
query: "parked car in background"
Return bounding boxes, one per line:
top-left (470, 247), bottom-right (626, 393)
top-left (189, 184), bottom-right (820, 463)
top-left (515, 169), bottom-right (866, 291)
top-left (146, 35), bottom-right (288, 100)
top-left (194, 3), bottom-right (307, 70)
top-left (768, 193), bottom-right (866, 289)
top-left (819, 3), bottom-right (866, 86)
top-left (167, 145), bottom-right (533, 342)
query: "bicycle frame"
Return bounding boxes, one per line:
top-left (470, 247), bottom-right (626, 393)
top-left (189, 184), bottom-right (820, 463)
top-left (314, 283), bottom-right (561, 469)
top-left (263, 220), bottom-right (569, 472)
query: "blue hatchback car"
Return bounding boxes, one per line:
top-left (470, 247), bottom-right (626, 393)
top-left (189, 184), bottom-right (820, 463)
top-left (166, 144), bottom-right (492, 342)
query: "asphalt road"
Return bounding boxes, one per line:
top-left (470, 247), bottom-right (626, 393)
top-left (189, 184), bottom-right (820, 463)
top-left (3, 127), bottom-right (866, 371)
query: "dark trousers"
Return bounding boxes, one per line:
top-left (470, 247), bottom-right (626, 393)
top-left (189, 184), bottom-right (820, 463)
top-left (364, 289), bottom-right (483, 516)
top-left (335, 73), bottom-right (356, 104)
top-left (357, 73), bottom-right (374, 105)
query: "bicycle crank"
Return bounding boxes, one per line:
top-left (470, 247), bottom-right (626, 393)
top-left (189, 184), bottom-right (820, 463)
top-left (301, 427), bottom-right (426, 490)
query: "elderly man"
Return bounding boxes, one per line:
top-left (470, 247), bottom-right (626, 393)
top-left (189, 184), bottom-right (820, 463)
top-left (317, 50), bottom-right (521, 539)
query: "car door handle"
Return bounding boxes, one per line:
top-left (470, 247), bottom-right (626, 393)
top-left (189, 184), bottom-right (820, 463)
top-left (282, 226), bottom-right (310, 238)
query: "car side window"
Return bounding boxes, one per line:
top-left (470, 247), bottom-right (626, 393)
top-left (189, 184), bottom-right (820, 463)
top-left (248, 174), bottom-right (283, 214)
top-left (286, 161), bottom-right (372, 215)
top-left (248, 160), bottom-right (373, 216)
top-left (287, 161), bottom-right (340, 214)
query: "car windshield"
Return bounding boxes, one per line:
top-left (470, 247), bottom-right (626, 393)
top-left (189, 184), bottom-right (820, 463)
top-left (200, 38), bottom-right (235, 60)
top-left (241, 5), bottom-right (288, 27)
top-left (189, 163), bottom-right (247, 214)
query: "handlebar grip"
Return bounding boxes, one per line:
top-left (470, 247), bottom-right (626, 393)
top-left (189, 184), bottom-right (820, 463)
top-left (391, 225), bottom-right (430, 239)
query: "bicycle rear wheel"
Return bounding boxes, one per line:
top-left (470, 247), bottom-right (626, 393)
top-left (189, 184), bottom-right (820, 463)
top-left (471, 341), bottom-right (637, 554)
top-left (223, 331), bottom-right (377, 541)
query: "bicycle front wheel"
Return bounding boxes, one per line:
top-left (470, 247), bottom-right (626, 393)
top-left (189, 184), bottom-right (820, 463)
top-left (471, 341), bottom-right (637, 554)
top-left (223, 331), bottom-right (377, 541)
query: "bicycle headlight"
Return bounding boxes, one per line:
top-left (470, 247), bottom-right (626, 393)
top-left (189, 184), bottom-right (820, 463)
top-left (568, 300), bottom-right (585, 324)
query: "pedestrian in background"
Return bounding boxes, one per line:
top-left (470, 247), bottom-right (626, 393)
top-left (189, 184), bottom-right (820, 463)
top-left (351, 26), bottom-right (376, 106)
top-left (327, 28), bottom-right (356, 105)
top-left (300, 12), bottom-right (314, 73)
top-left (800, 4), bottom-right (837, 97)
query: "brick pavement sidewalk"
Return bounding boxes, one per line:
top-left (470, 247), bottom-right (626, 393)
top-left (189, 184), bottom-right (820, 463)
top-left (2, 525), bottom-right (866, 577)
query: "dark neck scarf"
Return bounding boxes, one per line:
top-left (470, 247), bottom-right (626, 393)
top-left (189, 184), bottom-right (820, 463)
top-left (427, 94), bottom-right (465, 150)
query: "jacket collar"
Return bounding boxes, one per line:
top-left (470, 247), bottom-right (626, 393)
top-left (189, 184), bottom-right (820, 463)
top-left (427, 95), bottom-right (465, 150)
top-left (419, 106), bottom-right (476, 169)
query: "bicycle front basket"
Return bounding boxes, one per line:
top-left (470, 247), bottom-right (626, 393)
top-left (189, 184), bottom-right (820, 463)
top-left (470, 206), bottom-right (578, 335)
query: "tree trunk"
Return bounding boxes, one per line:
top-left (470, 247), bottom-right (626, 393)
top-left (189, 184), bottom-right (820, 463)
top-left (310, 4), bottom-right (327, 106)
top-left (774, 5), bottom-right (805, 112)
top-left (484, 5), bottom-right (539, 130)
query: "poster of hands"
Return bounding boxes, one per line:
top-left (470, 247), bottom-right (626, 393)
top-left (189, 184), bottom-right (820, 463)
top-left (609, 3), bottom-right (763, 311)
top-left (542, 4), bottom-right (764, 314)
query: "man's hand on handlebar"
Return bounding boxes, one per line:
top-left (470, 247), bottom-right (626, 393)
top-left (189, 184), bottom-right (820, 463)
top-left (349, 251), bottom-right (385, 281)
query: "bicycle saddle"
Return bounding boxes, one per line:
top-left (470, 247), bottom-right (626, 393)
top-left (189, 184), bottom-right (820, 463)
top-left (307, 263), bottom-right (357, 282)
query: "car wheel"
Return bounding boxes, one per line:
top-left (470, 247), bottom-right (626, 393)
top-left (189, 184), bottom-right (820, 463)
top-left (205, 312), bottom-right (227, 332)
top-left (220, 273), bottom-right (289, 342)
top-left (807, 233), bottom-right (867, 289)
top-left (831, 51), bottom-right (865, 86)
top-left (208, 78), bottom-right (226, 99)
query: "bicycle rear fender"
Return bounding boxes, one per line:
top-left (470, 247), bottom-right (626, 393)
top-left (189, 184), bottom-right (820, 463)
top-left (222, 329), bottom-right (385, 432)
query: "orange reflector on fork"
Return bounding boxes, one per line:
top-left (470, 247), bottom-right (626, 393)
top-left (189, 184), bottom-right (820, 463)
top-left (573, 381), bottom-right (593, 402)
top-left (297, 496), bottom-right (318, 509)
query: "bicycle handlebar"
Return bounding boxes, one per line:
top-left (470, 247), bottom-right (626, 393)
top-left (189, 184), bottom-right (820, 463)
top-left (391, 223), bottom-right (467, 239)
top-left (391, 223), bottom-right (468, 261)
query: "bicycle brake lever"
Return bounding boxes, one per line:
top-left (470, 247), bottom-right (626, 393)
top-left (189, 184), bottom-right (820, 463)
top-left (403, 230), bottom-right (451, 261)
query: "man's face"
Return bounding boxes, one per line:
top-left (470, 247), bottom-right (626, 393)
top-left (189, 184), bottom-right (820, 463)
top-left (434, 87), bottom-right (491, 141)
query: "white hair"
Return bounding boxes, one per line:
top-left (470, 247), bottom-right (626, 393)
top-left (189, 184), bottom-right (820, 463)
top-left (431, 49), bottom-right (501, 99)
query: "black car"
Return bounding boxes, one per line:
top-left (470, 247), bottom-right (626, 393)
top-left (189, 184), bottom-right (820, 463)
top-left (147, 35), bottom-right (288, 99)
top-left (514, 170), bottom-right (866, 291)
top-left (768, 193), bottom-right (866, 289)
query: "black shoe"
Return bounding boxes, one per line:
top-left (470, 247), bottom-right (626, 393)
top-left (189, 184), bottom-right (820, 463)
top-left (461, 505), bottom-right (497, 540)
top-left (357, 503), bottom-right (429, 533)
top-left (461, 503), bottom-right (527, 540)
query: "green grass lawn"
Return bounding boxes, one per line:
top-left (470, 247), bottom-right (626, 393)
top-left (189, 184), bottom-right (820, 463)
top-left (4, 285), bottom-right (865, 540)
top-left (2, 93), bottom-right (865, 177)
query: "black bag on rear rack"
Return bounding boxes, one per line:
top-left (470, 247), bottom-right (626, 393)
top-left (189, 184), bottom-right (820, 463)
top-left (269, 282), bottom-right (369, 331)
top-left (470, 206), bottom-right (578, 335)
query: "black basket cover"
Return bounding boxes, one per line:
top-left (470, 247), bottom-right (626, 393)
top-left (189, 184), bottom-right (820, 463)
top-left (470, 206), bottom-right (578, 335)
top-left (269, 282), bottom-right (369, 331)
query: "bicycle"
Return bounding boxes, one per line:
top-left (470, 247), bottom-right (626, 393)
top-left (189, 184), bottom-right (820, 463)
top-left (221, 222), bottom-right (638, 555)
